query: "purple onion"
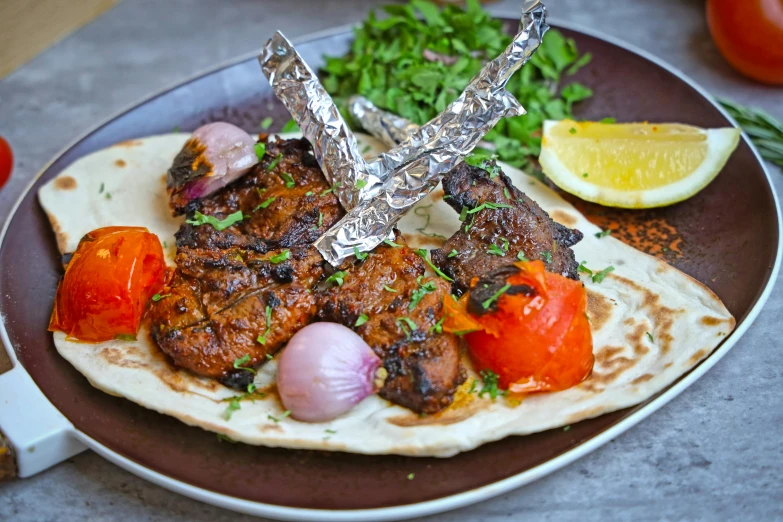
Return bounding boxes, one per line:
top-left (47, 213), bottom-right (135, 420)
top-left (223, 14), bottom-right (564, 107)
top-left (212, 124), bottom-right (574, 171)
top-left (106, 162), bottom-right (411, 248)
top-left (167, 122), bottom-right (258, 213)
top-left (277, 323), bottom-right (386, 422)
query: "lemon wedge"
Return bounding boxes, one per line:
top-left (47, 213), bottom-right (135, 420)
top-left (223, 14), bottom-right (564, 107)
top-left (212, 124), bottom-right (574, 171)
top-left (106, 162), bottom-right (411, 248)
top-left (538, 120), bottom-right (740, 208)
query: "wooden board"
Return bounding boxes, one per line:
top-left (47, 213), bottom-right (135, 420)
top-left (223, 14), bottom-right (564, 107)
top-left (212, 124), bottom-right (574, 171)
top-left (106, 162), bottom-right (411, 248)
top-left (0, 0), bottom-right (117, 79)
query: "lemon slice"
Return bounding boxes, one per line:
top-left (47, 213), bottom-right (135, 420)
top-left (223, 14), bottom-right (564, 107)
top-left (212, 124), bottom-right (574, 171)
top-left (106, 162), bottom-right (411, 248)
top-left (538, 120), bottom-right (740, 208)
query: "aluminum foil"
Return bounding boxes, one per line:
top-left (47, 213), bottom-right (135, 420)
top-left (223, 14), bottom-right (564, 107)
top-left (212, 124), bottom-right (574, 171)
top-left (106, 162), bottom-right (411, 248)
top-left (347, 95), bottom-right (419, 149)
top-left (259, 32), bottom-right (382, 211)
top-left (314, 0), bottom-right (549, 265)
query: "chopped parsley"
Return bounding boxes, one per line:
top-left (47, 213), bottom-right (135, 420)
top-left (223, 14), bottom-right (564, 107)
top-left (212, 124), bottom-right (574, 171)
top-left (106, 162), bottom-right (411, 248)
top-left (233, 354), bottom-right (256, 375)
top-left (355, 313), bottom-right (369, 327)
top-left (595, 229), bottom-right (612, 238)
top-left (260, 116), bottom-right (273, 129)
top-left (464, 153), bottom-right (501, 177)
top-left (279, 172), bottom-right (295, 188)
top-left (407, 473), bottom-right (415, 480)
top-left (467, 379), bottom-right (478, 394)
top-left (356, 179), bottom-right (368, 189)
top-left (409, 276), bottom-right (437, 311)
top-left (99, 183), bottom-right (104, 194)
top-left (319, 182), bottom-right (341, 196)
top-left (224, 399), bottom-right (241, 420)
top-left (105, 192), bottom-right (112, 200)
top-left (281, 119), bottom-right (299, 133)
top-left (151, 293), bottom-right (170, 302)
top-left (311, 211), bottom-right (323, 230)
top-left (353, 246), bottom-right (368, 260)
top-left (448, 249), bottom-right (459, 258)
top-left (414, 248), bottom-right (454, 282)
top-left (186, 210), bottom-right (244, 231)
top-left (396, 317), bottom-right (418, 339)
top-left (163, 241), bottom-right (168, 248)
top-left (325, 429), bottom-right (337, 434)
top-left (466, 201), bottom-right (512, 214)
top-left (383, 239), bottom-right (402, 248)
top-left (487, 244), bottom-right (505, 256)
top-left (646, 331), bottom-right (654, 342)
top-left (383, 285), bottom-right (397, 293)
top-left (266, 153), bottom-right (283, 171)
top-left (269, 249), bottom-right (290, 264)
top-left (563, 425), bottom-right (571, 432)
top-left (591, 265), bottom-right (615, 283)
top-left (478, 369), bottom-right (505, 400)
top-left (268, 410), bottom-right (292, 423)
top-left (305, 191), bottom-right (315, 196)
top-left (503, 187), bottom-right (511, 199)
top-left (253, 196), bottom-right (276, 212)
top-left (541, 251), bottom-right (553, 263)
top-left (256, 306), bottom-right (273, 345)
top-left (517, 251), bottom-right (529, 262)
top-left (325, 270), bottom-right (348, 286)
top-left (429, 317), bottom-right (444, 334)
top-left (254, 142), bottom-right (266, 161)
top-left (458, 205), bottom-right (469, 222)
top-left (482, 283), bottom-right (511, 310)
top-left (577, 261), bottom-right (592, 275)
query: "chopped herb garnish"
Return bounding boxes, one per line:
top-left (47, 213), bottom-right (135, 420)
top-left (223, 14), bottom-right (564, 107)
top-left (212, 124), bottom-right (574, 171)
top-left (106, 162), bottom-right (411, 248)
top-left (503, 187), bottom-right (511, 199)
top-left (383, 239), bottom-right (402, 248)
top-left (465, 153), bottom-right (501, 177)
top-left (256, 305), bottom-right (273, 345)
top-left (99, 183), bottom-right (104, 194)
top-left (305, 191), bottom-right (314, 196)
top-left (269, 249), bottom-right (290, 264)
top-left (429, 317), bottom-right (444, 334)
top-left (325, 270), bottom-right (348, 286)
top-left (151, 293), bottom-right (170, 302)
top-left (254, 142), bottom-right (266, 161)
top-left (577, 261), bottom-right (593, 276)
top-left (448, 249), bottom-right (459, 258)
top-left (541, 251), bottom-right (553, 263)
top-left (105, 192), bottom-right (112, 200)
top-left (517, 251), bottom-right (529, 262)
top-left (356, 179), bottom-right (368, 189)
top-left (267, 410), bottom-right (291, 423)
top-left (409, 276), bottom-right (437, 310)
top-left (383, 285), bottom-right (397, 293)
top-left (414, 248), bottom-right (454, 282)
top-left (591, 265), bottom-right (615, 284)
top-left (266, 153), bottom-right (283, 172)
top-left (266, 353), bottom-right (273, 360)
top-left (466, 201), bottom-right (512, 214)
top-left (458, 205), bottom-right (468, 222)
top-left (224, 398), bottom-right (241, 420)
top-left (311, 211), bottom-right (323, 230)
top-left (233, 354), bottom-right (256, 375)
top-left (361, 144), bottom-right (372, 154)
top-left (217, 433), bottom-right (237, 443)
top-left (325, 429), bottom-right (337, 434)
top-left (646, 331), bottom-right (654, 342)
top-left (353, 246), bottom-right (368, 260)
top-left (355, 314), bottom-right (369, 327)
top-left (482, 283), bottom-right (511, 310)
top-left (595, 229), bottom-right (612, 238)
top-left (478, 369), bottom-right (505, 400)
top-left (163, 241), bottom-right (168, 248)
top-left (407, 473), bottom-right (415, 480)
top-left (115, 334), bottom-right (136, 341)
top-left (186, 210), bottom-right (244, 231)
top-left (396, 317), bottom-right (418, 338)
top-left (279, 172), bottom-right (295, 188)
top-left (487, 244), bottom-right (505, 256)
top-left (260, 116), bottom-right (273, 129)
top-left (468, 379), bottom-right (478, 394)
top-left (563, 425), bottom-right (571, 432)
top-left (281, 119), bottom-right (299, 133)
top-left (253, 196), bottom-right (276, 212)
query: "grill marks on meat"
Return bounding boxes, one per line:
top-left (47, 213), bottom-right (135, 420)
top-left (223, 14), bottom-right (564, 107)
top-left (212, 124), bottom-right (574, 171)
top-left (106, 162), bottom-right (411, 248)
top-left (431, 162), bottom-right (583, 296)
top-left (150, 139), bottom-right (342, 384)
top-left (317, 235), bottom-right (466, 413)
top-left (149, 138), bottom-right (465, 414)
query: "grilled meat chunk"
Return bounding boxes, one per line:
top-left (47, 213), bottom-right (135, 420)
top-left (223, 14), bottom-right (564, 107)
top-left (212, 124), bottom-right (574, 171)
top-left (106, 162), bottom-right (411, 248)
top-left (316, 235), bottom-right (466, 413)
top-left (149, 138), bottom-right (341, 383)
top-left (431, 162), bottom-right (583, 296)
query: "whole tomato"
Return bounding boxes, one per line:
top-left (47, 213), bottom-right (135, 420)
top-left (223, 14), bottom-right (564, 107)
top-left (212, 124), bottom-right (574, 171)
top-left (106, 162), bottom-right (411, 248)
top-left (0, 136), bottom-right (12, 190)
top-left (707, 0), bottom-right (783, 84)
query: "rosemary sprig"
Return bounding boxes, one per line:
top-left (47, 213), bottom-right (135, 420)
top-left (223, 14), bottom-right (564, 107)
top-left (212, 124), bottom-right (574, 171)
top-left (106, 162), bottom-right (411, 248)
top-left (719, 99), bottom-right (783, 168)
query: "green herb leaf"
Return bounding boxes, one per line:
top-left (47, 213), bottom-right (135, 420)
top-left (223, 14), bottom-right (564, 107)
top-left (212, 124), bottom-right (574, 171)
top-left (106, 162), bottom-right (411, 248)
top-left (414, 248), bottom-right (454, 282)
top-left (254, 142), bottom-right (266, 161)
top-left (466, 201), bottom-right (512, 214)
top-left (186, 210), bottom-right (244, 231)
top-left (151, 293), bottom-right (170, 302)
top-left (383, 239), bottom-right (402, 248)
top-left (591, 265), bottom-right (615, 284)
top-left (577, 261), bottom-right (593, 276)
top-left (356, 179), bottom-right (368, 189)
top-left (280, 172), bottom-right (295, 188)
top-left (383, 284), bottom-right (397, 293)
top-left (253, 197), bottom-right (276, 212)
top-left (429, 317), bottom-right (444, 334)
top-left (281, 119), bottom-right (299, 133)
top-left (646, 331), bottom-right (654, 342)
top-left (354, 246), bottom-right (368, 260)
top-left (719, 98), bottom-right (783, 167)
top-left (396, 316), bottom-right (418, 338)
top-left (256, 305), bottom-right (273, 345)
top-left (99, 183), bottom-right (104, 194)
top-left (595, 229), bottom-right (612, 238)
top-left (266, 153), bottom-right (283, 172)
top-left (355, 313), bottom-right (369, 327)
top-left (409, 276), bottom-right (437, 310)
top-left (448, 249), bottom-right (459, 258)
top-left (269, 249), bottom-right (290, 264)
top-left (487, 244), bottom-right (505, 256)
top-left (482, 283), bottom-right (511, 310)
top-left (541, 251), bottom-right (553, 263)
top-left (325, 270), bottom-right (348, 286)
top-left (517, 251), bottom-right (529, 262)
top-left (478, 369), bottom-right (505, 400)
top-left (260, 116), bottom-right (273, 129)
top-left (233, 354), bottom-right (256, 375)
top-left (407, 472), bottom-right (415, 480)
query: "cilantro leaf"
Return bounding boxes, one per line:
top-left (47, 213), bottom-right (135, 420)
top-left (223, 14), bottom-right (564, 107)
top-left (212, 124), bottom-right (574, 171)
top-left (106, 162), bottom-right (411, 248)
top-left (186, 211), bottom-right (244, 231)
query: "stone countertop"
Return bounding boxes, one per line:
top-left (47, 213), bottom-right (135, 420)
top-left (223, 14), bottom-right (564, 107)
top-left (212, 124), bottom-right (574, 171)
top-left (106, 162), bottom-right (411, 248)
top-left (1, 0), bottom-right (781, 520)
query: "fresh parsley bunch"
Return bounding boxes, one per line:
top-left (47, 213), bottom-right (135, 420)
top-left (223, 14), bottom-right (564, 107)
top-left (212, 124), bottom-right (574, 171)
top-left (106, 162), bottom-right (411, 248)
top-left (320, 0), bottom-right (593, 172)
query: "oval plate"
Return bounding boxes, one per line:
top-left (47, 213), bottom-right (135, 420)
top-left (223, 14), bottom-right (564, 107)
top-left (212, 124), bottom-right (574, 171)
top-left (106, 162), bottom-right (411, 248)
top-left (0, 20), bottom-right (780, 522)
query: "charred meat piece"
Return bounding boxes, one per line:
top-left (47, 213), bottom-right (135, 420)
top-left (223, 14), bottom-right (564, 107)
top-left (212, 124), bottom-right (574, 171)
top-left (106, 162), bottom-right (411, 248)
top-left (431, 162), bottom-right (583, 296)
top-left (149, 138), bottom-right (342, 384)
top-left (316, 235), bottom-right (466, 413)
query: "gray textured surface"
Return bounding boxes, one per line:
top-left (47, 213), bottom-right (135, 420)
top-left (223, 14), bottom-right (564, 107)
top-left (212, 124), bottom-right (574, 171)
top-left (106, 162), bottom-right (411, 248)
top-left (1, 0), bottom-right (782, 520)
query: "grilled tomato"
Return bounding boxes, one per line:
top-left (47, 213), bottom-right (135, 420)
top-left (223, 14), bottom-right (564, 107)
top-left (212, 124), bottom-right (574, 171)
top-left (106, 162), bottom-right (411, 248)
top-left (49, 226), bottom-right (165, 342)
top-left (443, 260), bottom-right (593, 393)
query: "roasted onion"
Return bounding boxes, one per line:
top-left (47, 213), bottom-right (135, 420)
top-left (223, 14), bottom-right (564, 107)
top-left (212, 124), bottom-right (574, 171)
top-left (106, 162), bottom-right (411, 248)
top-left (277, 323), bottom-right (386, 422)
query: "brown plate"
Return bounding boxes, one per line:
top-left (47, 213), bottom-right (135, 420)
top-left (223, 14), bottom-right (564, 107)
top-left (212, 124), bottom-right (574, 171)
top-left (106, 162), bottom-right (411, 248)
top-left (0, 20), bottom-right (779, 521)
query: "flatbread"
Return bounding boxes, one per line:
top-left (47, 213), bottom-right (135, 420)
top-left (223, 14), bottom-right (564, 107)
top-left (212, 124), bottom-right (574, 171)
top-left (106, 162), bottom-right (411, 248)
top-left (38, 133), bottom-right (734, 457)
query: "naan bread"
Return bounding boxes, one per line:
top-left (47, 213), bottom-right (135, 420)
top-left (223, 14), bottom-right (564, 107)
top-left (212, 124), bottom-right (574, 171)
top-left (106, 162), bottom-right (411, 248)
top-left (38, 134), bottom-right (734, 457)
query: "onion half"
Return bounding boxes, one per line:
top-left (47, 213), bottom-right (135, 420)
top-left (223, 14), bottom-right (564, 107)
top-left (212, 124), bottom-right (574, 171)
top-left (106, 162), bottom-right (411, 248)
top-left (277, 323), bottom-right (386, 422)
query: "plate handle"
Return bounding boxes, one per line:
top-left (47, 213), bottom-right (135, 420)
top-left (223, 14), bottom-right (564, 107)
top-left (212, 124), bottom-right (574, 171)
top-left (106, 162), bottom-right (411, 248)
top-left (0, 364), bottom-right (86, 479)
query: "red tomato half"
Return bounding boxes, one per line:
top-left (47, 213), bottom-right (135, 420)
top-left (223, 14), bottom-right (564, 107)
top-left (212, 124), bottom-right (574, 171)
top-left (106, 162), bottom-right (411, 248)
top-left (707, 0), bottom-right (783, 85)
top-left (49, 226), bottom-right (165, 342)
top-left (0, 136), bottom-right (12, 190)
top-left (443, 260), bottom-right (593, 393)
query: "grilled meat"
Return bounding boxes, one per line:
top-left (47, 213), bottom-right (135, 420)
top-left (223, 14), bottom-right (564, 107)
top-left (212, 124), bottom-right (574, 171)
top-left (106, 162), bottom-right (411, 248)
top-left (431, 161), bottom-right (583, 296)
top-left (149, 138), bottom-right (465, 413)
top-left (316, 234), bottom-right (466, 413)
